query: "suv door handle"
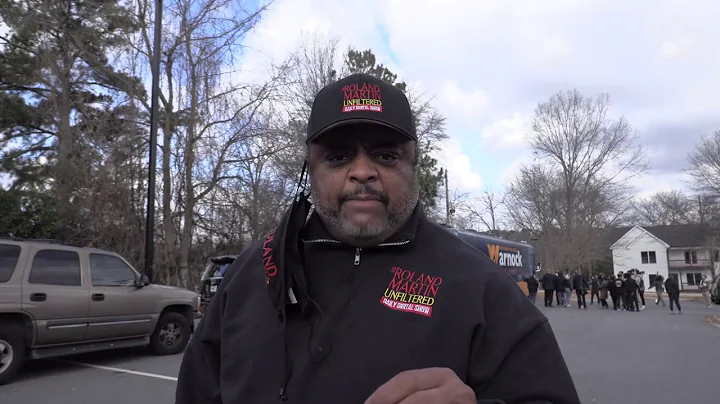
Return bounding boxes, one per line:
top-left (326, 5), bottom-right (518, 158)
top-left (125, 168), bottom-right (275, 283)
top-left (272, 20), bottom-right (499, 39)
top-left (30, 293), bottom-right (47, 302)
top-left (91, 293), bottom-right (105, 301)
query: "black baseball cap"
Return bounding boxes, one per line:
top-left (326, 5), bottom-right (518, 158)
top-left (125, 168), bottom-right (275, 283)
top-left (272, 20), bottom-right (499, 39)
top-left (306, 73), bottom-right (416, 144)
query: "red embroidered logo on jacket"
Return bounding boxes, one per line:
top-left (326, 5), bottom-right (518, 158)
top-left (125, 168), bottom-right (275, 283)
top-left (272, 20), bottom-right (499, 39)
top-left (380, 266), bottom-right (442, 317)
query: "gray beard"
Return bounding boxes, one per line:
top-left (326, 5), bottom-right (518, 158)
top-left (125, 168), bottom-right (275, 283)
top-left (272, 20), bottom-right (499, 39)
top-left (310, 177), bottom-right (419, 245)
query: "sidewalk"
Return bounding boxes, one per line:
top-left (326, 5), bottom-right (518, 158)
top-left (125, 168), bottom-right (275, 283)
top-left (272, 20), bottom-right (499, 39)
top-left (535, 290), bottom-right (705, 302)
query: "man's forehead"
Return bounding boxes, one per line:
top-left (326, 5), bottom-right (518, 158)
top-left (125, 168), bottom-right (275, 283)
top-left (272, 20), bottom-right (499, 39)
top-left (313, 124), bottom-right (410, 149)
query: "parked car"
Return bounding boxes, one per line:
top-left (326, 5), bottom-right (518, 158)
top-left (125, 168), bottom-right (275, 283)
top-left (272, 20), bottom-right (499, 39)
top-left (199, 255), bottom-right (237, 313)
top-left (0, 238), bottom-right (200, 386)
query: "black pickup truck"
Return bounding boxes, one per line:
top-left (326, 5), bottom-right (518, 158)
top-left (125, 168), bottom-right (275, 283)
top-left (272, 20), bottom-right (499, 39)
top-left (199, 255), bottom-right (237, 313)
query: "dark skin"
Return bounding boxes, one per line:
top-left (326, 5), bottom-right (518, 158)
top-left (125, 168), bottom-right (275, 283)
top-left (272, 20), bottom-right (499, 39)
top-left (308, 124), bottom-right (476, 403)
top-left (307, 123), bottom-right (419, 247)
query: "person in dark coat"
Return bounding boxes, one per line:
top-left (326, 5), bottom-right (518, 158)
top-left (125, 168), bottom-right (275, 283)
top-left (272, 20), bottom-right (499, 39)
top-left (541, 270), bottom-right (556, 307)
top-left (613, 273), bottom-right (625, 311)
top-left (664, 276), bottom-right (682, 314)
top-left (572, 270), bottom-right (588, 309)
top-left (525, 275), bottom-right (539, 304)
top-left (607, 275), bottom-right (618, 310)
top-left (590, 276), bottom-right (599, 304)
top-left (624, 272), bottom-right (639, 312)
top-left (175, 74), bottom-right (581, 403)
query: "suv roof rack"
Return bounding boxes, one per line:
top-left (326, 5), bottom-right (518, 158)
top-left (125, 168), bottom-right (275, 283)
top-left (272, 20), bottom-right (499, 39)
top-left (0, 237), bottom-right (86, 248)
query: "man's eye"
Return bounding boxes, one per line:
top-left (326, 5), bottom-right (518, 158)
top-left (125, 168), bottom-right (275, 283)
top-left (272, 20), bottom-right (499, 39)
top-left (327, 154), bottom-right (350, 163)
top-left (375, 152), bottom-right (399, 162)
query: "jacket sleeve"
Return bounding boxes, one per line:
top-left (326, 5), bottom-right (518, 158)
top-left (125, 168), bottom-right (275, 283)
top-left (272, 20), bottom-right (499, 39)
top-left (468, 268), bottom-right (580, 404)
top-left (175, 247), bottom-right (255, 404)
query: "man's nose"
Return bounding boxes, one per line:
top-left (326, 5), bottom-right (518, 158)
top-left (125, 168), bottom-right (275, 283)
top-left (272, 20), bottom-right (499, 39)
top-left (348, 151), bottom-right (378, 183)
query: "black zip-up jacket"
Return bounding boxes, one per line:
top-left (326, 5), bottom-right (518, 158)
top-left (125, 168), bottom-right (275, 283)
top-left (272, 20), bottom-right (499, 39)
top-left (176, 206), bottom-right (580, 404)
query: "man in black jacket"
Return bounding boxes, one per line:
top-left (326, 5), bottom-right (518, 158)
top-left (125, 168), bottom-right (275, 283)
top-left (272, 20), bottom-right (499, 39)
top-left (572, 271), bottom-right (588, 309)
top-left (524, 275), bottom-right (539, 304)
top-left (665, 275), bottom-right (682, 314)
top-left (175, 73), bottom-right (580, 404)
top-left (541, 269), bottom-right (556, 307)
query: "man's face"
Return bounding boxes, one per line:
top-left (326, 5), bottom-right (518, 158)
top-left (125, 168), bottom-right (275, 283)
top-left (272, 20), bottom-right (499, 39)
top-left (307, 123), bottom-right (419, 246)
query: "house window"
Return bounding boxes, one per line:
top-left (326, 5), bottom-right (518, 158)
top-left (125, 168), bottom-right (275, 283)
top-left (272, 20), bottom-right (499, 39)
top-left (684, 251), bottom-right (698, 264)
top-left (641, 251), bottom-right (657, 264)
top-left (649, 274), bottom-right (657, 286)
top-left (686, 273), bottom-right (703, 285)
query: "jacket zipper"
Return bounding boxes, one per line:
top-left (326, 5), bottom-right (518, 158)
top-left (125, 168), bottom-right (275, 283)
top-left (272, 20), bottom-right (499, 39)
top-left (303, 239), bottom-right (410, 266)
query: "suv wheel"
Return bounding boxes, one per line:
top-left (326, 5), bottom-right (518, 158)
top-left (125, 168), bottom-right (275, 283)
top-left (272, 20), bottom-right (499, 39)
top-left (150, 312), bottom-right (191, 355)
top-left (0, 323), bottom-right (26, 386)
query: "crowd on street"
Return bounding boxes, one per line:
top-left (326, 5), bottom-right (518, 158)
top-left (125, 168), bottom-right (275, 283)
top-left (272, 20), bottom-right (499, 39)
top-left (524, 269), bottom-right (715, 314)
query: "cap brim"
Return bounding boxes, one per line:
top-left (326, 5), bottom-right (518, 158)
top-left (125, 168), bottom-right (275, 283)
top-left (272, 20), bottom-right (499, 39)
top-left (306, 118), bottom-right (416, 144)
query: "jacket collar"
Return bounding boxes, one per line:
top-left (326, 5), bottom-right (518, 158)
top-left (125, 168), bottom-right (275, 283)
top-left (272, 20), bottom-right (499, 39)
top-left (301, 201), bottom-right (427, 246)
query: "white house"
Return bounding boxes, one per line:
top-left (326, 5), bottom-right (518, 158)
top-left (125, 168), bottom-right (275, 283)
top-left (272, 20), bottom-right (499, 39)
top-left (610, 224), bottom-right (718, 291)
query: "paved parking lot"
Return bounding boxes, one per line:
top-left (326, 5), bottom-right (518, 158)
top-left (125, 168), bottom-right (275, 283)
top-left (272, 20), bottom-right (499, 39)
top-left (2, 302), bottom-right (719, 404)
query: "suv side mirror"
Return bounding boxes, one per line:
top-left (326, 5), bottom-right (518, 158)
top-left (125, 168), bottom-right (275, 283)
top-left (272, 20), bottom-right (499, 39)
top-left (135, 274), bottom-right (151, 288)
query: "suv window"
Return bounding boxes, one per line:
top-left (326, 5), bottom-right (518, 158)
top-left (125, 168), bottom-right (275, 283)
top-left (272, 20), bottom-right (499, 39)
top-left (89, 253), bottom-right (137, 286)
top-left (206, 261), bottom-right (233, 278)
top-left (0, 243), bottom-right (21, 282)
top-left (28, 249), bottom-right (81, 286)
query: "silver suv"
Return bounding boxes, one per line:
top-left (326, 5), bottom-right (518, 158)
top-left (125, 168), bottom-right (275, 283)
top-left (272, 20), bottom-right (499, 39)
top-left (0, 239), bottom-right (200, 385)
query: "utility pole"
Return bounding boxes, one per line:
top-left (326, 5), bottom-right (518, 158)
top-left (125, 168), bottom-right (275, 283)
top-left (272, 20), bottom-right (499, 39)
top-left (444, 169), bottom-right (451, 226)
top-left (144, 0), bottom-right (164, 283)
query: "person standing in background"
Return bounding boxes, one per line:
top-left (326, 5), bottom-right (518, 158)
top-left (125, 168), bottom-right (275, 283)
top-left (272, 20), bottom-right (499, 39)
top-left (542, 270), bottom-right (556, 307)
top-left (525, 275), bottom-right (539, 304)
top-left (614, 273), bottom-right (626, 311)
top-left (590, 275), bottom-right (599, 305)
top-left (564, 274), bottom-right (573, 307)
top-left (598, 275), bottom-right (610, 309)
top-left (557, 273), bottom-right (568, 307)
top-left (637, 271), bottom-right (646, 309)
top-left (653, 275), bottom-right (666, 306)
top-left (665, 275), bottom-right (682, 314)
top-left (624, 272), bottom-right (639, 312)
top-left (555, 272), bottom-right (563, 306)
top-left (699, 274), bottom-right (712, 308)
top-left (572, 270), bottom-right (588, 310)
top-left (608, 275), bottom-right (619, 310)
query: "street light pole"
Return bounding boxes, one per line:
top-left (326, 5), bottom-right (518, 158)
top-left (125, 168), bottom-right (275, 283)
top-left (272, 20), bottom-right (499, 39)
top-left (144, 0), bottom-right (163, 283)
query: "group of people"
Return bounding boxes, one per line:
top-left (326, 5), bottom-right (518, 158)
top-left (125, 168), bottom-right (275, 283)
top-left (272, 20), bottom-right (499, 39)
top-left (525, 269), bottom-right (692, 314)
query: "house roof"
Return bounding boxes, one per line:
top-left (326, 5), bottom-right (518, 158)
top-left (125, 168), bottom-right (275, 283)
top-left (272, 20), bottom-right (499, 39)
top-left (608, 224), bottom-right (718, 248)
top-left (610, 225), bottom-right (670, 249)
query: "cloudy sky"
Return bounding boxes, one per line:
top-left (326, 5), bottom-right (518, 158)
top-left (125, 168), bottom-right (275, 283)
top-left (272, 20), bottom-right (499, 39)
top-left (235, 0), bottom-right (720, 201)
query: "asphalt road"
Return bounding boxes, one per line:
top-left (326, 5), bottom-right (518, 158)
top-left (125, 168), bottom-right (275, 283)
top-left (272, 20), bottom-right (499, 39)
top-left (2, 301), bottom-right (718, 404)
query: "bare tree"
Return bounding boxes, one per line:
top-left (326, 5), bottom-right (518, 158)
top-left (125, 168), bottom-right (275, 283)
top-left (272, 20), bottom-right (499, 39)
top-left (125, 0), bottom-right (287, 286)
top-left (506, 89), bottom-right (647, 272)
top-left (464, 190), bottom-right (505, 235)
top-left (686, 129), bottom-right (720, 195)
top-left (632, 190), bottom-right (693, 225)
top-left (529, 89), bottom-right (647, 230)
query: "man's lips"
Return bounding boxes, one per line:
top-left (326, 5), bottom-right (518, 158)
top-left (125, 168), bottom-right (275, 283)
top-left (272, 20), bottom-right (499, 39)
top-left (345, 195), bottom-right (382, 202)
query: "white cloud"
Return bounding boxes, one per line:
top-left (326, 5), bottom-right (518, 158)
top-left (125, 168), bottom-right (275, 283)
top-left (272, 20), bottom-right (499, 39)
top-left (631, 172), bottom-right (692, 200)
top-left (479, 113), bottom-right (531, 149)
top-left (432, 139), bottom-right (483, 192)
top-left (437, 81), bottom-right (489, 120)
top-left (229, 0), bottom-right (720, 199)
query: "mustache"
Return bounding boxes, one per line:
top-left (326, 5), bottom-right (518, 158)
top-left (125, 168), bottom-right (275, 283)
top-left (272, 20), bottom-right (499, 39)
top-left (339, 185), bottom-right (389, 205)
